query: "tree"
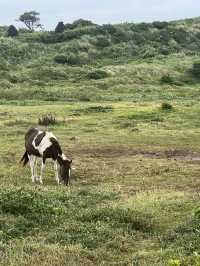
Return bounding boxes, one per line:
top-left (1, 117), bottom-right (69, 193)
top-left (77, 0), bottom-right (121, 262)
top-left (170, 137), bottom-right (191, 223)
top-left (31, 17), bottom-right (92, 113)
top-left (55, 22), bottom-right (65, 33)
top-left (18, 11), bottom-right (42, 31)
top-left (7, 25), bottom-right (18, 37)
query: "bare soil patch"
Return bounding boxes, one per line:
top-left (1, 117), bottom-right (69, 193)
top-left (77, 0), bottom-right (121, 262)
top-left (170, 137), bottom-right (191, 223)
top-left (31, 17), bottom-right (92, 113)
top-left (67, 145), bottom-right (200, 161)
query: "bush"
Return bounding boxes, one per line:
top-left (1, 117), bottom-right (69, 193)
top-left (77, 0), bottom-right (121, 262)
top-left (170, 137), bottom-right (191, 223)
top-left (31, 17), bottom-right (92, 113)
top-left (152, 21), bottom-right (169, 29)
top-left (85, 106), bottom-right (113, 113)
top-left (30, 66), bottom-right (68, 81)
top-left (79, 95), bottom-right (91, 102)
top-left (0, 79), bottom-right (13, 88)
top-left (161, 102), bottom-right (174, 111)
top-left (87, 69), bottom-right (109, 80)
top-left (38, 114), bottom-right (57, 126)
top-left (160, 74), bottom-right (175, 84)
top-left (0, 59), bottom-right (9, 71)
top-left (7, 25), bottom-right (18, 37)
top-left (55, 21), bottom-right (65, 33)
top-left (54, 52), bottom-right (88, 65)
top-left (191, 61), bottom-right (200, 78)
top-left (95, 36), bottom-right (111, 48)
top-left (70, 19), bottom-right (95, 29)
top-left (54, 54), bottom-right (68, 64)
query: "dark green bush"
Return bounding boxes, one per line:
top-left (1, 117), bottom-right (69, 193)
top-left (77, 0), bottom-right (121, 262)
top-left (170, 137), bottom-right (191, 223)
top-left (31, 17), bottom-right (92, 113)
top-left (85, 106), bottom-right (113, 113)
top-left (7, 25), bottom-right (18, 37)
top-left (54, 54), bottom-right (68, 64)
top-left (54, 52), bottom-right (88, 65)
top-left (55, 21), bottom-right (65, 33)
top-left (70, 19), bottom-right (95, 29)
top-left (0, 79), bottom-right (13, 88)
top-left (30, 66), bottom-right (68, 81)
top-left (161, 102), bottom-right (174, 111)
top-left (191, 61), bottom-right (200, 78)
top-left (160, 74), bottom-right (175, 84)
top-left (38, 114), bottom-right (57, 126)
top-left (152, 21), bottom-right (169, 29)
top-left (87, 69), bottom-right (109, 80)
top-left (95, 36), bottom-right (111, 48)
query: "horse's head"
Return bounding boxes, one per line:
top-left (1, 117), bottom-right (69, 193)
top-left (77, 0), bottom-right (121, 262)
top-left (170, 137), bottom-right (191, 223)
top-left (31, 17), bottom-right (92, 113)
top-left (58, 156), bottom-right (72, 185)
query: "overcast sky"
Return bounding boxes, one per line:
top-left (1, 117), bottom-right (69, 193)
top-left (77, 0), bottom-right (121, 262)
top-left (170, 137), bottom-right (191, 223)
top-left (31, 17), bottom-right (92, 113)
top-left (0, 0), bottom-right (199, 29)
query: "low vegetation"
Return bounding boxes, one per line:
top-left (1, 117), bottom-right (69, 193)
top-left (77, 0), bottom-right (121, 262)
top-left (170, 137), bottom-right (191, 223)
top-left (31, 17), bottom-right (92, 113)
top-left (0, 15), bottom-right (200, 266)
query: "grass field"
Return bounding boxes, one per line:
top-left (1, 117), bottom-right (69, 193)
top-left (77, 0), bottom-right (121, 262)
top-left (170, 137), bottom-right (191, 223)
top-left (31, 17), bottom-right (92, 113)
top-left (1, 54), bottom-right (200, 265)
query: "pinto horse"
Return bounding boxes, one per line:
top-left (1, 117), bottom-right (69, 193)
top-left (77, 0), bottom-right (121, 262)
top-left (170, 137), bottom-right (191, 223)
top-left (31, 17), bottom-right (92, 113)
top-left (20, 128), bottom-right (72, 185)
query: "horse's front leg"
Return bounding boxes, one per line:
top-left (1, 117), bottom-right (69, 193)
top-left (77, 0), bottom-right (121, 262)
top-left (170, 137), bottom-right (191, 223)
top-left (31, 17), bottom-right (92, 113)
top-left (34, 158), bottom-right (38, 181)
top-left (39, 159), bottom-right (45, 184)
top-left (54, 160), bottom-right (60, 185)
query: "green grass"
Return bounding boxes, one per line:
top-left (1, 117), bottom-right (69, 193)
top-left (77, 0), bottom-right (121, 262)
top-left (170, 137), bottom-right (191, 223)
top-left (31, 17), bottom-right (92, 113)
top-left (1, 90), bottom-right (200, 265)
top-left (1, 36), bottom-right (200, 265)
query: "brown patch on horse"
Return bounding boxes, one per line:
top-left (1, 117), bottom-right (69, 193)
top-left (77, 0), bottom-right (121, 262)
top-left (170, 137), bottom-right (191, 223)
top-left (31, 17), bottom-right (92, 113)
top-left (25, 128), bottom-right (41, 157)
top-left (35, 132), bottom-right (46, 146)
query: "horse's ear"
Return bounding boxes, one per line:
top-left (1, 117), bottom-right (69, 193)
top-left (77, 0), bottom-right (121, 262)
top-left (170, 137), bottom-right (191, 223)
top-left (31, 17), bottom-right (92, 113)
top-left (70, 159), bottom-right (72, 164)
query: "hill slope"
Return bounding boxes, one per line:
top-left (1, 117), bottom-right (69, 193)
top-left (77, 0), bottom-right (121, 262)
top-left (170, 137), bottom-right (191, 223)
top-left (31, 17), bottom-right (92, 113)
top-left (0, 17), bottom-right (200, 101)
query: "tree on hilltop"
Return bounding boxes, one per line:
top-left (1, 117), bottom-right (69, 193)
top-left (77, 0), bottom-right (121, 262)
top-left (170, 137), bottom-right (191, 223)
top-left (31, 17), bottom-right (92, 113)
top-left (18, 11), bottom-right (42, 31)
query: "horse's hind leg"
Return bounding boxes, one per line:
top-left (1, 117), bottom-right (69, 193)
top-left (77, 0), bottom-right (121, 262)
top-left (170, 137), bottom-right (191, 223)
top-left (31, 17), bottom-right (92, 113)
top-left (28, 155), bottom-right (36, 183)
top-left (39, 159), bottom-right (45, 184)
top-left (54, 160), bottom-right (60, 185)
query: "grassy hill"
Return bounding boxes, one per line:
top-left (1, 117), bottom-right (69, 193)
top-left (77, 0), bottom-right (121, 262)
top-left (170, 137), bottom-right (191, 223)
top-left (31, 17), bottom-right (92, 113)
top-left (1, 17), bottom-right (200, 265)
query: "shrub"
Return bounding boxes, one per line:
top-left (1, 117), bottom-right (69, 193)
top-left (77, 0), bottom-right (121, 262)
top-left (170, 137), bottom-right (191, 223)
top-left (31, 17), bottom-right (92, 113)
top-left (112, 28), bottom-right (131, 43)
top-left (79, 95), bottom-right (91, 102)
top-left (85, 106), bottom-right (113, 113)
top-left (87, 69), bottom-right (109, 80)
top-left (0, 59), bottom-right (9, 71)
top-left (54, 54), bottom-right (68, 64)
top-left (71, 19), bottom-right (95, 29)
top-left (38, 114), bottom-right (57, 126)
top-left (101, 24), bottom-right (116, 34)
top-left (30, 66), bottom-right (68, 81)
top-left (191, 61), bottom-right (200, 78)
top-left (0, 79), bottom-right (13, 88)
top-left (54, 52), bottom-right (88, 65)
top-left (141, 45), bottom-right (157, 58)
top-left (161, 102), bottom-right (174, 111)
top-left (7, 25), bottom-right (18, 37)
top-left (95, 36), bottom-right (111, 48)
top-left (55, 21), bottom-right (65, 33)
top-left (160, 74), bottom-right (175, 84)
top-left (152, 21), bottom-right (169, 29)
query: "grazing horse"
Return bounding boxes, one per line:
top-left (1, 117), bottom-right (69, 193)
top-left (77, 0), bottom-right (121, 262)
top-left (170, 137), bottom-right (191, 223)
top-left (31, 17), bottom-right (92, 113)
top-left (20, 128), bottom-right (72, 185)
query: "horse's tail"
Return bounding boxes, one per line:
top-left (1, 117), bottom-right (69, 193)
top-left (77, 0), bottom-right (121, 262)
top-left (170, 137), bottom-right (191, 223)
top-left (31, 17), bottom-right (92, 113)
top-left (20, 151), bottom-right (29, 166)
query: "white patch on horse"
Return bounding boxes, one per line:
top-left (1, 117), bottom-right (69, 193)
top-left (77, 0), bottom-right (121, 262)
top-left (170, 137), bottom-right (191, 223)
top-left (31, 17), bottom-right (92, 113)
top-left (61, 153), bottom-right (67, 160)
top-left (32, 132), bottom-right (56, 155)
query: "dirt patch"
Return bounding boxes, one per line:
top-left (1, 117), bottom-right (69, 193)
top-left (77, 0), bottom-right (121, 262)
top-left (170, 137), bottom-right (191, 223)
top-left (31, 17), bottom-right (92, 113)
top-left (68, 146), bottom-right (158, 158)
top-left (67, 145), bottom-right (200, 161)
